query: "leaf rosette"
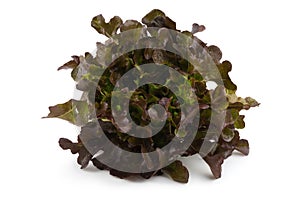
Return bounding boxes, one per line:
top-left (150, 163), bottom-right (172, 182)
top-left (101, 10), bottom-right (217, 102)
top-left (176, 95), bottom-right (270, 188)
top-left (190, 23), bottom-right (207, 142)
top-left (45, 9), bottom-right (259, 183)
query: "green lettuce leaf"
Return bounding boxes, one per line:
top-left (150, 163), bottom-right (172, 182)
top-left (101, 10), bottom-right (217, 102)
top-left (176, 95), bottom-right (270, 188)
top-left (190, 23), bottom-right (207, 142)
top-left (44, 99), bottom-right (89, 126)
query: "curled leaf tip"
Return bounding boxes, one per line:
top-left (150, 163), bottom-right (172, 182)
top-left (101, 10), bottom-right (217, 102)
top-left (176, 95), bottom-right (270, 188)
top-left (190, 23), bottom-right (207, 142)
top-left (91, 14), bottom-right (123, 37)
top-left (192, 23), bottom-right (206, 34)
top-left (142, 9), bottom-right (176, 30)
top-left (58, 56), bottom-right (80, 71)
top-left (162, 160), bottom-right (189, 183)
top-left (204, 154), bottom-right (224, 179)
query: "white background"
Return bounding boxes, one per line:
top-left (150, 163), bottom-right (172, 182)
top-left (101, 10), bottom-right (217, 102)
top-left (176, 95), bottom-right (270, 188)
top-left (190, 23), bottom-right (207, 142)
top-left (0, 0), bottom-right (299, 199)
